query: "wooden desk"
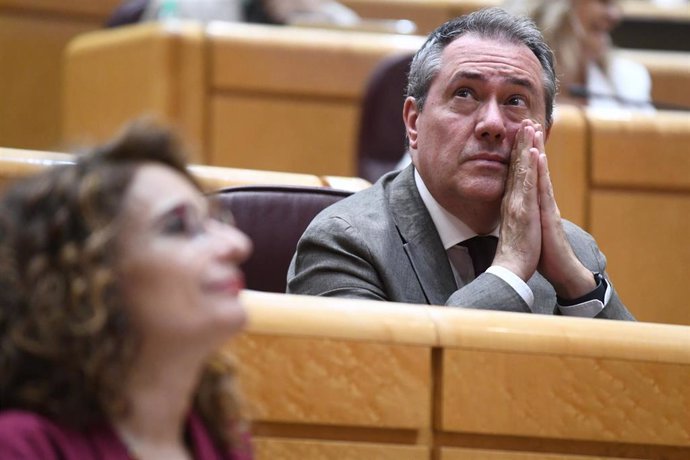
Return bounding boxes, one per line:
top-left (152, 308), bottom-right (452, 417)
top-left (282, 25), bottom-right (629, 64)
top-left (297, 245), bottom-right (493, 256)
top-left (236, 291), bottom-right (435, 459)
top-left (587, 109), bottom-right (690, 326)
top-left (0, 0), bottom-right (118, 150)
top-left (0, 147), bottom-right (328, 192)
top-left (63, 22), bottom-right (425, 176)
top-left (435, 302), bottom-right (690, 459)
top-left (615, 49), bottom-right (690, 109)
top-left (341, 0), bottom-right (690, 32)
top-left (614, 0), bottom-right (690, 52)
top-left (341, 0), bottom-right (498, 34)
top-left (547, 105), bottom-right (588, 227)
top-left (235, 291), bottom-right (690, 459)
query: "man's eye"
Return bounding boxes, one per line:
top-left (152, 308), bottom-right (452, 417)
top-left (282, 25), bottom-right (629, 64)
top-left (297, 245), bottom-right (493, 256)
top-left (454, 88), bottom-right (472, 98)
top-left (506, 95), bottom-right (527, 106)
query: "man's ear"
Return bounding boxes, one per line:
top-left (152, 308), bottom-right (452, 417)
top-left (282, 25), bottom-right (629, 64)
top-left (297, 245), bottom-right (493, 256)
top-left (403, 96), bottom-right (420, 149)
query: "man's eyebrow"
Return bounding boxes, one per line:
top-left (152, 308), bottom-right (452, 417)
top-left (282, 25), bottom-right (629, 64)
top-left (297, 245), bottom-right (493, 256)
top-left (449, 70), bottom-right (486, 83)
top-left (507, 76), bottom-right (535, 90)
top-left (449, 71), bottom-right (536, 91)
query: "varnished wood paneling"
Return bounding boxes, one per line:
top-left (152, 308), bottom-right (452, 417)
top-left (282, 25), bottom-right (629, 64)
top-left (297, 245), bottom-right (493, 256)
top-left (590, 190), bottom-right (690, 325)
top-left (0, 147), bottom-right (325, 193)
top-left (441, 349), bottom-right (690, 446)
top-left (0, 0), bottom-right (120, 18)
top-left (0, 0), bottom-right (122, 151)
top-left (63, 22), bottom-right (206, 161)
top-left (546, 105), bottom-right (587, 228)
top-left (340, 0), bottom-right (465, 34)
top-left (590, 110), bottom-right (690, 192)
top-left (441, 447), bottom-right (637, 459)
top-left (210, 95), bottom-right (358, 175)
top-left (341, 0), bottom-right (690, 35)
top-left (232, 334), bottom-right (432, 429)
top-left (209, 23), bottom-right (423, 99)
top-left (616, 49), bottom-right (690, 109)
top-left (0, 16), bottom-right (98, 150)
top-left (254, 438), bottom-right (429, 460)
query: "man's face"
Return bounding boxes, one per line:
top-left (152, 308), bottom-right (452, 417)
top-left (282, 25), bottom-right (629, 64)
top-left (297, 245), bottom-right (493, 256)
top-left (404, 34), bottom-right (548, 218)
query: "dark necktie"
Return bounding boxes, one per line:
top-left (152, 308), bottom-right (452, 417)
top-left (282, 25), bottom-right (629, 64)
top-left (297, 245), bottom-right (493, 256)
top-left (459, 235), bottom-right (498, 277)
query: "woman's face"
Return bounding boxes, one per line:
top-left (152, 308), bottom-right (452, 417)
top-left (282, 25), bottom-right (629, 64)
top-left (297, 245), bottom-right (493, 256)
top-left (117, 164), bottom-right (252, 349)
top-left (572, 0), bottom-right (622, 61)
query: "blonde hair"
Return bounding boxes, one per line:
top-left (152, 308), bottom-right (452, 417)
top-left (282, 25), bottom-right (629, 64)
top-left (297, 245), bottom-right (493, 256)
top-left (504, 0), bottom-right (598, 88)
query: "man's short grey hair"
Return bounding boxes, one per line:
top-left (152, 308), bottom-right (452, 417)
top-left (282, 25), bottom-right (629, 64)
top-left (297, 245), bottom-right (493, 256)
top-left (407, 7), bottom-right (558, 128)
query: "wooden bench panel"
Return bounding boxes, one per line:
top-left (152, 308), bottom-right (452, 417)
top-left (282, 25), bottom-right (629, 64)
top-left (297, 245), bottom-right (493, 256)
top-left (255, 438), bottom-right (429, 460)
top-left (590, 110), bottom-right (690, 191)
top-left (0, 148), bottom-right (74, 191)
top-left (209, 94), bottom-right (358, 175)
top-left (616, 50), bottom-right (690, 110)
top-left (64, 22), bottom-right (207, 159)
top-left (341, 0), bottom-right (690, 36)
top-left (0, 0), bottom-right (119, 18)
top-left (0, 147), bottom-right (326, 192)
top-left (340, 0), bottom-right (492, 36)
top-left (235, 292), bottom-right (690, 458)
top-left (590, 190), bottom-right (690, 326)
top-left (207, 23), bottom-right (423, 175)
top-left (208, 23), bottom-right (423, 98)
top-left (0, 15), bottom-right (96, 150)
top-left (233, 291), bottom-right (435, 446)
top-left (234, 334), bottom-right (431, 429)
top-left (546, 105), bottom-right (587, 227)
top-left (441, 349), bottom-right (689, 445)
top-left (441, 447), bottom-right (636, 460)
top-left (431, 305), bottom-right (690, 457)
top-left (588, 109), bottom-right (690, 326)
top-left (341, 1), bottom-right (497, 29)
top-left (64, 22), bottom-right (424, 175)
top-left (0, 1), bottom-right (119, 150)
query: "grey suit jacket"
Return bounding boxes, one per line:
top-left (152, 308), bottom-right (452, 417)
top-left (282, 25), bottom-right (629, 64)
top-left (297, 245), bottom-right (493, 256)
top-left (288, 166), bottom-right (634, 319)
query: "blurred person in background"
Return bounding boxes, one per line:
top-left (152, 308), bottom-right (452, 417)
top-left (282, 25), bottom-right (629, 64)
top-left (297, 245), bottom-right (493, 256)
top-left (245, 0), bottom-right (360, 26)
top-left (505, 0), bottom-right (655, 110)
top-left (106, 0), bottom-right (360, 27)
top-left (0, 122), bottom-right (253, 459)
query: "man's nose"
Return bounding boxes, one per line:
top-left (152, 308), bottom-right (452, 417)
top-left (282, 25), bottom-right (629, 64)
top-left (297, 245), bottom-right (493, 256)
top-left (474, 99), bottom-right (506, 142)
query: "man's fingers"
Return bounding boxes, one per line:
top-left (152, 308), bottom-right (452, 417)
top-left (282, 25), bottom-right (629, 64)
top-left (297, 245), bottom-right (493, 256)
top-left (523, 147), bottom-right (539, 193)
top-left (538, 152), bottom-right (560, 218)
top-left (534, 127), bottom-right (545, 153)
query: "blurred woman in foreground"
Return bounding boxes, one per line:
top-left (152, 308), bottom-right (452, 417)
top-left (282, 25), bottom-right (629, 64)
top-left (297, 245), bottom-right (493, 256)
top-left (0, 122), bottom-right (253, 459)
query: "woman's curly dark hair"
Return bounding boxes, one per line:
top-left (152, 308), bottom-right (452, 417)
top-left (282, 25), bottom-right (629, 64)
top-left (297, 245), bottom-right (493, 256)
top-left (0, 121), bottom-right (246, 451)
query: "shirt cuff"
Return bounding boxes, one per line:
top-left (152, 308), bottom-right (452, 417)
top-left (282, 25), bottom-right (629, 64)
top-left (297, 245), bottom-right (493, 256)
top-left (485, 265), bottom-right (534, 309)
top-left (557, 278), bottom-right (612, 317)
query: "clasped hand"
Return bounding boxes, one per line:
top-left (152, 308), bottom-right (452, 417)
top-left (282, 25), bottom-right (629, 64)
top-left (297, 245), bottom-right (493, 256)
top-left (492, 120), bottom-right (595, 300)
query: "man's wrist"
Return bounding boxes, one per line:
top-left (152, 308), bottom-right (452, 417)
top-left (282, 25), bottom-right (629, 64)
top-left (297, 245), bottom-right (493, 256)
top-left (552, 265), bottom-right (596, 300)
top-left (557, 272), bottom-right (608, 306)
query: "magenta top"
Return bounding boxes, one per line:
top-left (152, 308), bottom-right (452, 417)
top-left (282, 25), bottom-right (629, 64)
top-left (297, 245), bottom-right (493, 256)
top-left (0, 410), bottom-right (252, 460)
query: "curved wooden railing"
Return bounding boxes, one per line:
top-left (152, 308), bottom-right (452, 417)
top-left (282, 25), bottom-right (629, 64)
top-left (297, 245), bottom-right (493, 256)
top-left (234, 290), bottom-right (690, 460)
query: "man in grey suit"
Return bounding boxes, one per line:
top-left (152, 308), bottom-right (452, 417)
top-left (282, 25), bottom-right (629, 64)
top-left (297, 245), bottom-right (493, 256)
top-left (288, 8), bottom-right (634, 320)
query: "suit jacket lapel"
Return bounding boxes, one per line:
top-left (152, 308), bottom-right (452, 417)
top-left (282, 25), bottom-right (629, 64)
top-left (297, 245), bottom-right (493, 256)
top-left (386, 166), bottom-right (457, 305)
